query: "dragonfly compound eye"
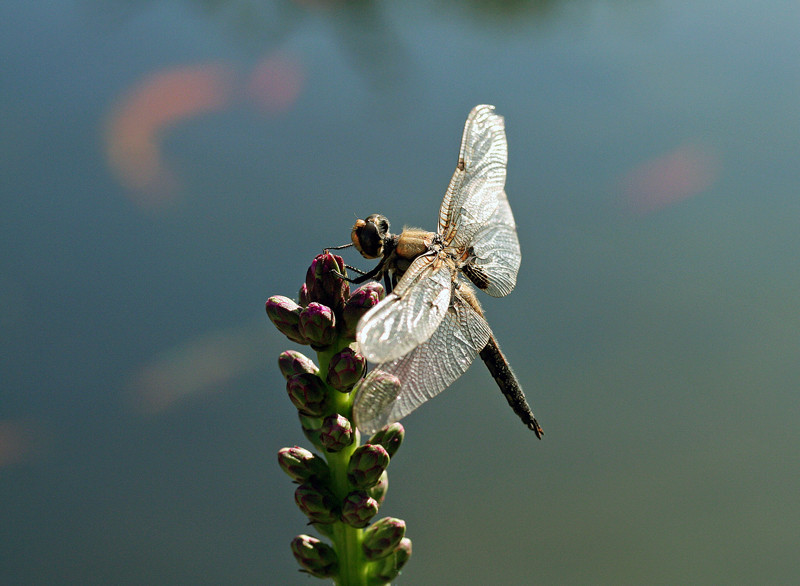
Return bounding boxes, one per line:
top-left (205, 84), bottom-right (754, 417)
top-left (351, 215), bottom-right (390, 259)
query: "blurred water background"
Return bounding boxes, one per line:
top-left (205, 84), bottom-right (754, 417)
top-left (2, 0), bottom-right (800, 583)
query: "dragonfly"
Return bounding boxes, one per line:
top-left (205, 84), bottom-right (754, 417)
top-left (334, 105), bottom-right (543, 438)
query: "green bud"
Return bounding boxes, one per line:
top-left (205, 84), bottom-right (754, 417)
top-left (342, 282), bottom-right (385, 339)
top-left (298, 413), bottom-right (324, 449)
top-left (266, 296), bottom-right (308, 345)
top-left (299, 302), bottom-right (337, 349)
top-left (347, 444), bottom-right (390, 489)
top-left (286, 372), bottom-right (329, 417)
top-left (277, 446), bottom-right (330, 483)
top-left (367, 537), bottom-right (412, 585)
top-left (326, 347), bottom-right (367, 392)
top-left (340, 490), bottom-right (379, 528)
top-left (367, 471), bottom-right (388, 506)
top-left (319, 414), bottom-right (355, 452)
top-left (368, 423), bottom-right (404, 458)
top-left (362, 517), bottom-right (406, 561)
top-left (290, 534), bottom-right (338, 578)
top-left (278, 350), bottom-right (318, 379)
top-left (294, 483), bottom-right (340, 525)
top-left (304, 253), bottom-right (349, 312)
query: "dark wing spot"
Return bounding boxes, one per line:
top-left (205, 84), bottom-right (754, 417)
top-left (462, 261), bottom-right (490, 290)
top-left (457, 158), bottom-right (466, 171)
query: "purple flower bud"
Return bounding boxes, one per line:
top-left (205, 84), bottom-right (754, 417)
top-left (367, 471), bottom-right (388, 506)
top-left (290, 534), bottom-right (338, 578)
top-left (367, 537), bottom-right (412, 584)
top-left (277, 446), bottom-right (330, 483)
top-left (326, 347), bottom-right (366, 392)
top-left (342, 282), bottom-right (385, 340)
top-left (368, 423), bottom-right (404, 459)
top-left (319, 414), bottom-right (355, 452)
top-left (299, 302), bottom-right (337, 349)
top-left (286, 373), bottom-right (329, 417)
top-left (298, 283), bottom-right (311, 307)
top-left (294, 483), bottom-right (340, 525)
top-left (347, 444), bottom-right (390, 489)
top-left (304, 253), bottom-right (349, 312)
top-left (362, 517), bottom-right (406, 561)
top-left (298, 413), bottom-right (324, 449)
top-left (278, 350), bottom-right (318, 379)
top-left (266, 296), bottom-right (308, 344)
top-left (340, 490), bottom-right (379, 528)
top-left (396, 537), bottom-right (412, 561)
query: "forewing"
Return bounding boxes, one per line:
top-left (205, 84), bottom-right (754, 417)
top-left (467, 190), bottom-right (521, 297)
top-left (439, 105), bottom-right (507, 250)
top-left (356, 254), bottom-right (451, 364)
top-left (353, 287), bottom-right (492, 434)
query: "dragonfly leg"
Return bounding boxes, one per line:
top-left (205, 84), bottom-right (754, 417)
top-left (344, 264), bottom-right (368, 276)
top-left (335, 258), bottom-right (387, 285)
top-left (383, 272), bottom-right (394, 294)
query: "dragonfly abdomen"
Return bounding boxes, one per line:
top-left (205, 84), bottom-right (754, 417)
top-left (479, 336), bottom-right (544, 438)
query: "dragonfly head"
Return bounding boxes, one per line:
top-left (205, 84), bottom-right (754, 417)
top-left (351, 214), bottom-right (391, 259)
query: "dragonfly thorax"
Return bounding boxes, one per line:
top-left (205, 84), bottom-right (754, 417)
top-left (395, 228), bottom-right (437, 262)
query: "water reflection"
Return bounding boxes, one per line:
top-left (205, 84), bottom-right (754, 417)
top-left (0, 420), bottom-right (46, 467)
top-left (104, 54), bottom-right (305, 208)
top-left (102, 0), bottom-right (568, 22)
top-left (105, 63), bottom-right (236, 206)
top-left (97, 0), bottom-right (573, 102)
top-left (101, 0), bottom-right (578, 209)
top-left (126, 321), bottom-right (267, 414)
top-left (620, 142), bottom-right (721, 215)
top-left (443, 0), bottom-right (563, 19)
top-left (246, 53), bottom-right (305, 114)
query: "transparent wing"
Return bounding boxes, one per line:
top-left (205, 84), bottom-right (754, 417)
top-left (353, 286), bottom-right (492, 434)
top-left (439, 105), bottom-right (507, 251)
top-left (356, 254), bottom-right (451, 364)
top-left (467, 190), bottom-right (521, 297)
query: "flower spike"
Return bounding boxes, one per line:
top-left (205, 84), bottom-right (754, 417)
top-left (267, 254), bottom-right (411, 583)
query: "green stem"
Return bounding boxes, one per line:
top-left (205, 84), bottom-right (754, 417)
top-left (317, 344), bottom-right (367, 586)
